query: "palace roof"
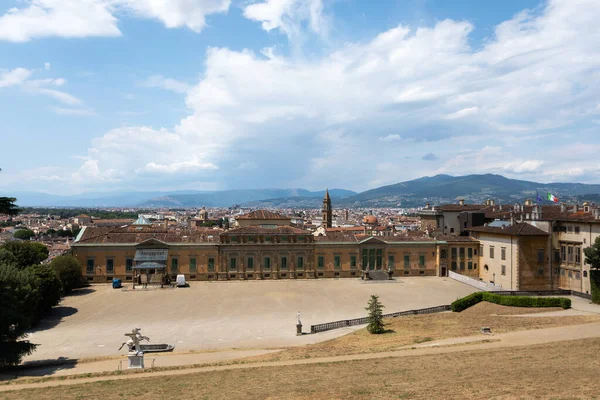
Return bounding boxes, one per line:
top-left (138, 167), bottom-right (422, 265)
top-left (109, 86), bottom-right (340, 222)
top-left (236, 210), bottom-right (290, 220)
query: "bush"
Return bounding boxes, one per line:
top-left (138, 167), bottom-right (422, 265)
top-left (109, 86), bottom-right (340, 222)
top-left (0, 264), bottom-right (39, 367)
top-left (591, 270), bottom-right (600, 305)
top-left (451, 292), bottom-right (484, 312)
top-left (1, 241), bottom-right (49, 268)
top-left (13, 229), bottom-right (35, 240)
top-left (451, 292), bottom-right (571, 312)
top-left (50, 255), bottom-right (83, 294)
top-left (29, 264), bottom-right (63, 319)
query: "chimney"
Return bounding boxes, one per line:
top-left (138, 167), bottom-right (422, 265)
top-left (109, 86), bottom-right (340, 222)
top-left (594, 208), bottom-right (600, 219)
top-left (425, 203), bottom-right (430, 209)
top-left (525, 199), bottom-right (532, 206)
top-left (510, 215), bottom-right (515, 225)
top-left (560, 203), bottom-right (566, 213)
top-left (573, 204), bottom-right (579, 213)
top-left (499, 204), bottom-right (503, 211)
top-left (519, 213), bottom-right (524, 223)
top-left (459, 199), bottom-right (465, 206)
top-left (490, 199), bottom-right (495, 206)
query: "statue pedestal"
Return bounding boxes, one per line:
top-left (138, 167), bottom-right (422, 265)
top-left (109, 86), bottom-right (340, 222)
top-left (296, 323), bottom-right (303, 336)
top-left (128, 352), bottom-right (144, 369)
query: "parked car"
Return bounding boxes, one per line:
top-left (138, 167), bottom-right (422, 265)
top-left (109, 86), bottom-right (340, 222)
top-left (176, 274), bottom-right (186, 287)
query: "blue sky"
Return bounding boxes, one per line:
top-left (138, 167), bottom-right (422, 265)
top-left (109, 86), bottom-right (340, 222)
top-left (0, 0), bottom-right (599, 195)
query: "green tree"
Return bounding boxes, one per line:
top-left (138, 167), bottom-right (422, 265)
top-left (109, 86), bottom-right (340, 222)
top-left (13, 229), bottom-right (35, 240)
top-left (584, 237), bottom-right (600, 304)
top-left (50, 255), bottom-right (83, 294)
top-left (29, 264), bottom-right (63, 318)
top-left (0, 248), bottom-right (18, 266)
top-left (1, 241), bottom-right (49, 268)
top-left (0, 197), bottom-right (19, 216)
top-left (0, 264), bottom-right (39, 367)
top-left (365, 295), bottom-right (386, 334)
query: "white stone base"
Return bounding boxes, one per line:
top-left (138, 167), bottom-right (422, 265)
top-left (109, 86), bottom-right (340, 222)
top-left (128, 354), bottom-right (144, 369)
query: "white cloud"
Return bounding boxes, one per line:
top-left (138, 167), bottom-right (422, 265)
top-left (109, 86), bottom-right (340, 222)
top-left (44, 62), bottom-right (51, 71)
top-left (49, 106), bottom-right (96, 116)
top-left (445, 106), bottom-right (479, 120)
top-left (32, 0), bottom-right (600, 190)
top-left (137, 160), bottom-right (218, 174)
top-left (36, 88), bottom-right (82, 105)
top-left (243, 0), bottom-right (327, 38)
top-left (0, 68), bottom-right (32, 87)
top-left (144, 75), bottom-right (191, 94)
top-left (0, 0), bottom-right (231, 42)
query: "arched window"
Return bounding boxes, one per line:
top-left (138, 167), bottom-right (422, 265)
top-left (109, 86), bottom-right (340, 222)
top-left (484, 264), bottom-right (489, 271)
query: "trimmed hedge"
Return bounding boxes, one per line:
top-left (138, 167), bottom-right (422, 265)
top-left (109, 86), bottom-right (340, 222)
top-left (451, 292), bottom-right (571, 312)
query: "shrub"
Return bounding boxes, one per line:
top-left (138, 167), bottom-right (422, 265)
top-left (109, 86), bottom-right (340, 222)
top-left (590, 270), bottom-right (600, 305)
top-left (451, 292), bottom-right (484, 312)
top-left (451, 292), bottom-right (571, 312)
top-left (13, 229), bottom-right (35, 240)
top-left (29, 264), bottom-right (63, 319)
top-left (50, 255), bottom-right (83, 294)
top-left (1, 241), bottom-right (49, 268)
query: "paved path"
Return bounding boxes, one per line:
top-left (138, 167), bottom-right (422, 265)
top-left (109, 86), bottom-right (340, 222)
top-left (24, 278), bottom-right (475, 361)
top-left (3, 321), bottom-right (600, 393)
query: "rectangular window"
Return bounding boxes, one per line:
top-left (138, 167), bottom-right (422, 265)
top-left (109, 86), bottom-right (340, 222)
top-left (568, 270), bottom-right (573, 278)
top-left (106, 259), bottom-right (114, 273)
top-left (350, 255), bottom-right (357, 269)
top-left (265, 236), bottom-right (272, 243)
top-left (451, 261), bottom-right (457, 271)
top-left (440, 249), bottom-right (447, 259)
top-left (459, 247), bottom-right (465, 258)
top-left (419, 255), bottom-right (425, 268)
top-left (229, 258), bottom-right (237, 270)
top-left (208, 257), bottom-right (215, 271)
top-left (247, 257), bottom-right (254, 269)
top-left (297, 256), bottom-right (304, 269)
top-left (190, 257), bottom-right (197, 272)
top-left (537, 250), bottom-right (544, 264)
top-left (575, 246), bottom-right (581, 264)
top-left (247, 236), bottom-right (255, 243)
top-left (501, 265), bottom-right (506, 276)
top-left (388, 255), bottom-right (395, 268)
top-left (574, 226), bottom-right (580, 234)
top-left (317, 256), bottom-right (324, 269)
top-left (567, 225), bottom-right (573, 233)
top-left (230, 236), bottom-right (238, 243)
top-left (376, 249), bottom-right (383, 269)
top-left (451, 247), bottom-right (457, 259)
top-left (333, 255), bottom-right (341, 269)
top-left (468, 261), bottom-right (473, 270)
top-left (281, 256), bottom-right (288, 269)
top-left (86, 258), bottom-right (94, 273)
top-left (480, 245), bottom-right (484, 256)
top-left (576, 272), bottom-right (581, 280)
top-left (474, 248), bottom-right (478, 256)
top-left (490, 246), bottom-right (495, 259)
top-left (467, 248), bottom-right (473, 259)
top-left (171, 258), bottom-right (178, 273)
top-left (404, 255), bottom-right (410, 268)
top-left (125, 258), bottom-right (133, 272)
top-left (474, 263), bottom-right (478, 269)
top-left (264, 257), bottom-right (271, 269)
top-left (561, 245), bottom-right (566, 263)
top-left (561, 269), bottom-right (565, 276)
top-left (501, 247), bottom-right (506, 261)
top-left (280, 236), bottom-right (288, 243)
top-left (567, 246), bottom-right (574, 263)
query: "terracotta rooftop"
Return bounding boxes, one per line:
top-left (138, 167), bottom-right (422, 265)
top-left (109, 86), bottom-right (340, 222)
top-left (222, 226), bottom-right (310, 235)
top-left (75, 226), bottom-right (219, 244)
top-left (469, 223), bottom-right (549, 236)
top-left (437, 204), bottom-right (489, 212)
top-left (236, 210), bottom-right (291, 220)
top-left (435, 235), bottom-right (479, 242)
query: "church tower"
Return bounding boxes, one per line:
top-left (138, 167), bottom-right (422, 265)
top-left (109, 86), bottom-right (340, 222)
top-left (322, 189), bottom-right (332, 228)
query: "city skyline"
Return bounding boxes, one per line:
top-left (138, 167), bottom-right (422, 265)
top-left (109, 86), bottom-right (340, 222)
top-left (1, 0), bottom-right (600, 195)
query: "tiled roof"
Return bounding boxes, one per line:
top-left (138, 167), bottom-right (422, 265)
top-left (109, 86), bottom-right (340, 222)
top-left (438, 204), bottom-right (488, 212)
top-left (75, 226), bottom-right (219, 244)
top-left (315, 232), bottom-right (358, 242)
top-left (222, 226), bottom-right (310, 235)
top-left (469, 223), bottom-right (549, 236)
top-left (435, 235), bottom-right (479, 242)
top-left (236, 210), bottom-right (290, 220)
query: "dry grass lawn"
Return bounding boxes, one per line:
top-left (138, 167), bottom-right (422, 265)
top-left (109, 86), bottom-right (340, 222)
top-left (245, 302), bottom-right (600, 362)
top-left (2, 337), bottom-right (600, 400)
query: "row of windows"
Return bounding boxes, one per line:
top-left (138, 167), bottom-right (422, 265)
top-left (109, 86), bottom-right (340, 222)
top-left (450, 261), bottom-right (477, 271)
top-left (228, 235), bottom-right (308, 243)
top-left (560, 244), bottom-right (582, 265)
top-left (560, 269), bottom-right (583, 280)
top-left (448, 247), bottom-right (477, 259)
top-left (486, 246), bottom-right (545, 264)
top-left (87, 257), bottom-right (216, 274)
top-left (230, 256), bottom-right (303, 270)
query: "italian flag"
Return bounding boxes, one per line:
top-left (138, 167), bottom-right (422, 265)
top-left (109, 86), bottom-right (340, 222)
top-left (547, 192), bottom-right (559, 203)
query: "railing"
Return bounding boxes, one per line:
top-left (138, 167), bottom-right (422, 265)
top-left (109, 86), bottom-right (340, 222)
top-left (310, 305), bottom-right (451, 334)
top-left (491, 290), bottom-right (571, 297)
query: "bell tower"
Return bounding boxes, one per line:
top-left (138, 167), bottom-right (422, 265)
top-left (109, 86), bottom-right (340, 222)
top-left (322, 189), bottom-right (332, 228)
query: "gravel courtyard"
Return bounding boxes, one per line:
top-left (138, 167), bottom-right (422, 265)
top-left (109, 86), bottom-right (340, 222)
top-left (25, 277), bottom-right (476, 362)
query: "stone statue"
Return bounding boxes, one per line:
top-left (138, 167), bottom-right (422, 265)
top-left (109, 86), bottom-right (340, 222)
top-left (118, 327), bottom-right (150, 355)
top-left (296, 311), bottom-right (302, 326)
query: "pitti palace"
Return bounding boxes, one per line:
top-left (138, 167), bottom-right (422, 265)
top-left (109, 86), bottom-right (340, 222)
top-left (72, 192), bottom-right (600, 295)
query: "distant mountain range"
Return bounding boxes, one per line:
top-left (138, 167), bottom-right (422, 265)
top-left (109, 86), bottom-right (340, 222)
top-left (6, 174), bottom-right (600, 208)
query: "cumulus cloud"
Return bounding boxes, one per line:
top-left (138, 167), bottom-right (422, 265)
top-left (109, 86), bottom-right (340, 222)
top-left (37, 0), bottom-right (600, 190)
top-left (0, 0), bottom-right (231, 42)
top-left (243, 0), bottom-right (327, 38)
top-left (0, 68), bottom-right (32, 87)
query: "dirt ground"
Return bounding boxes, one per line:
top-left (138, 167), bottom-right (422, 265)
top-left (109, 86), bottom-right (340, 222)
top-left (3, 337), bottom-right (600, 400)
top-left (243, 301), bottom-right (600, 362)
top-left (24, 277), bottom-right (476, 361)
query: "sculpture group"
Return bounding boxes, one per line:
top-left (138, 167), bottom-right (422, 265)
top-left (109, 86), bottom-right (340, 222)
top-left (118, 327), bottom-right (150, 355)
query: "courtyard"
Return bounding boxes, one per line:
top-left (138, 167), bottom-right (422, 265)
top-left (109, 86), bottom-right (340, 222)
top-left (25, 277), bottom-right (476, 362)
